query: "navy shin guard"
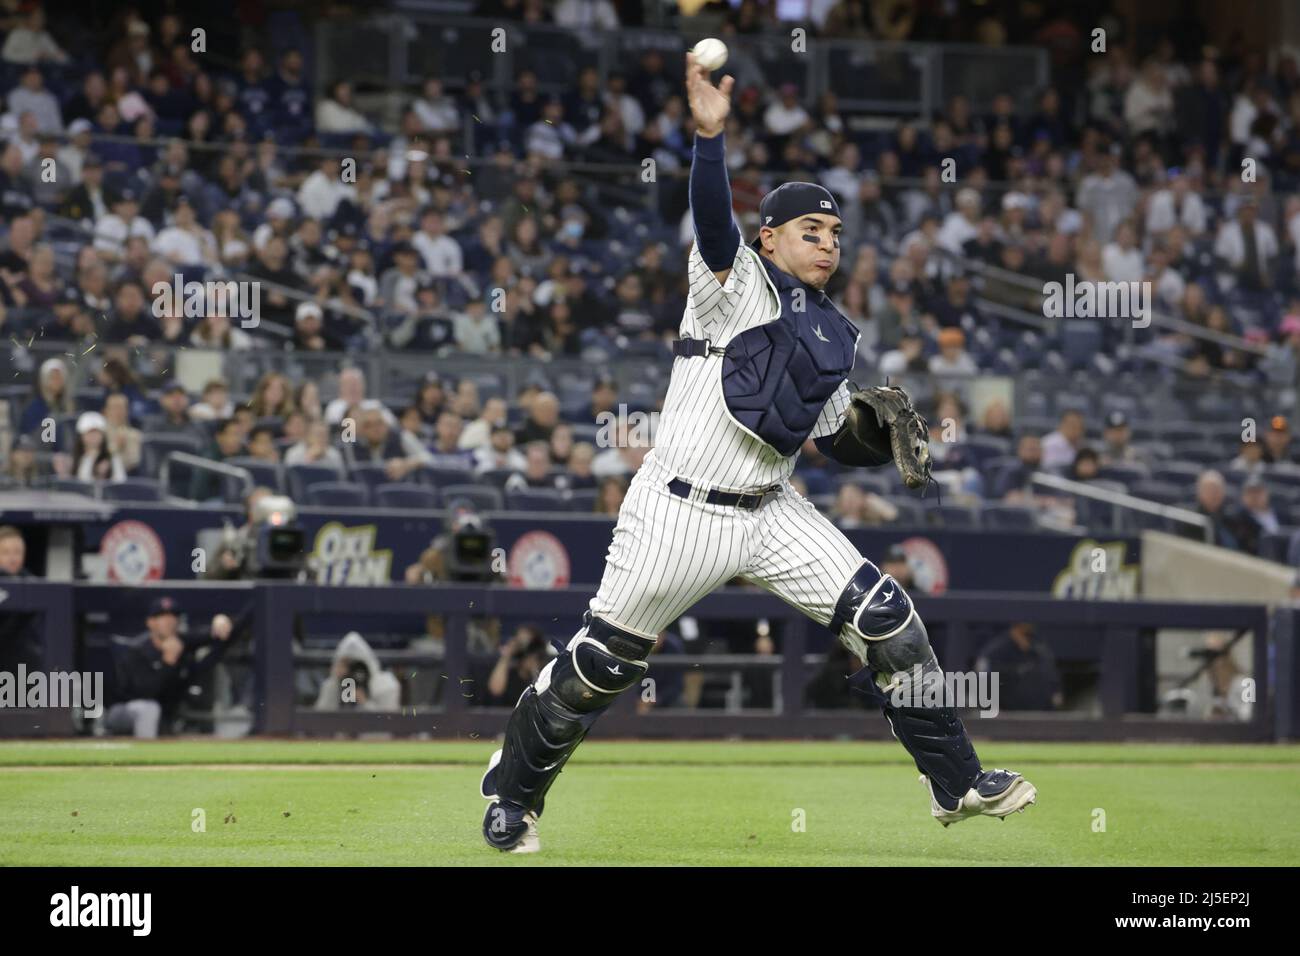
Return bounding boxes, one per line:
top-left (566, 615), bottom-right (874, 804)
top-left (491, 613), bottom-right (653, 814)
top-left (834, 561), bottom-right (983, 805)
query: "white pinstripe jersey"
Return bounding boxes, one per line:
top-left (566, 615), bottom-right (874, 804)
top-left (651, 241), bottom-right (856, 492)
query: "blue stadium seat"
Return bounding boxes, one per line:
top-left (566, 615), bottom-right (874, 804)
top-left (506, 488), bottom-right (573, 513)
top-left (101, 478), bottom-right (164, 502)
top-left (47, 477), bottom-right (97, 497)
top-left (141, 434), bottom-right (206, 476)
top-left (347, 461), bottom-right (395, 492)
top-left (1150, 462), bottom-right (1203, 488)
top-left (982, 504), bottom-right (1039, 531)
top-left (374, 483), bottom-right (440, 510)
top-left (440, 484), bottom-right (504, 512)
top-left (1128, 480), bottom-right (1186, 505)
top-left (567, 489), bottom-right (598, 513)
top-left (417, 464), bottom-right (476, 489)
top-left (477, 467), bottom-right (518, 489)
top-left (886, 497), bottom-right (926, 526)
top-left (1097, 463), bottom-right (1149, 486)
top-left (930, 505), bottom-right (981, 529)
top-left (223, 457), bottom-right (285, 498)
top-left (287, 463), bottom-right (345, 500)
top-left (306, 482), bottom-right (369, 507)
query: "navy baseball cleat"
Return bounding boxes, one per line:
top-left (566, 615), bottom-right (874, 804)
top-left (480, 749), bottom-right (541, 853)
top-left (923, 768), bottom-right (1037, 827)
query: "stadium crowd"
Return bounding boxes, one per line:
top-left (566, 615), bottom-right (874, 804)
top-left (0, 1), bottom-right (1297, 565)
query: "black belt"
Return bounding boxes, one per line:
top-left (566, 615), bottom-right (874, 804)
top-left (672, 337), bottom-right (727, 358)
top-left (668, 477), bottom-right (781, 510)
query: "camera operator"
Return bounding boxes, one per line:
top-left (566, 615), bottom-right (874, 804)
top-left (313, 630), bottom-right (400, 712)
top-left (205, 487), bottom-right (306, 580)
top-left (404, 498), bottom-right (505, 585)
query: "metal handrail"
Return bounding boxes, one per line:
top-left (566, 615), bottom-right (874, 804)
top-left (1029, 470), bottom-right (1213, 542)
top-left (160, 451), bottom-right (253, 502)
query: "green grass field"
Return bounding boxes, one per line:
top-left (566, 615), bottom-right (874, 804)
top-left (1, 739), bottom-right (1297, 866)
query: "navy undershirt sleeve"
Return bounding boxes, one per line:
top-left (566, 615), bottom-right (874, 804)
top-left (689, 132), bottom-right (741, 271)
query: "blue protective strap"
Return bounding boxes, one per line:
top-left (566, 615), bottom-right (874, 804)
top-left (689, 132), bottom-right (741, 271)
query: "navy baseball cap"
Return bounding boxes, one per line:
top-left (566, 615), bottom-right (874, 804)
top-left (750, 182), bottom-right (842, 249)
top-left (147, 596), bottom-right (180, 617)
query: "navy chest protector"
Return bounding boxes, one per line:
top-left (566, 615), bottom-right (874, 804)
top-left (677, 250), bottom-right (859, 457)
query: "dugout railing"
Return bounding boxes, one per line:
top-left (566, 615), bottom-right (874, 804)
top-left (0, 580), bottom-right (1290, 742)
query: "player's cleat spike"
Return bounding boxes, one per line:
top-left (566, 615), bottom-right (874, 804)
top-left (922, 768), bottom-right (1037, 827)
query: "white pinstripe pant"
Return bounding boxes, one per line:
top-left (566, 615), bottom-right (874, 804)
top-left (589, 451), bottom-right (874, 655)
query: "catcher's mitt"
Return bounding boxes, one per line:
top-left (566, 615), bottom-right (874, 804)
top-left (844, 385), bottom-right (933, 490)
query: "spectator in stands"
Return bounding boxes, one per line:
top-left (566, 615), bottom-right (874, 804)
top-left (344, 400), bottom-right (433, 480)
top-left (1262, 415), bottom-right (1294, 464)
top-left (285, 420), bottom-right (343, 469)
top-left (460, 396), bottom-right (508, 452)
top-left (18, 356), bottom-right (73, 436)
top-left (879, 328), bottom-right (929, 377)
top-left (514, 390), bottom-right (560, 445)
top-left (595, 474), bottom-right (627, 515)
top-left (831, 482), bottom-right (898, 528)
top-left (315, 80), bottom-right (372, 134)
top-left (635, 628), bottom-right (685, 713)
top-left (505, 441), bottom-right (563, 492)
top-left (1231, 474), bottom-right (1280, 556)
top-left (2, 5), bottom-right (68, 64)
top-left (8, 65), bottom-right (62, 133)
top-left (1041, 409), bottom-right (1087, 474)
top-left (190, 378), bottom-right (233, 422)
top-left (1214, 197), bottom-right (1277, 294)
top-left (4, 434), bottom-right (45, 487)
top-left (324, 367), bottom-right (367, 425)
top-left (101, 279), bottom-right (162, 345)
top-left (474, 423), bottom-right (526, 474)
top-left (1069, 447), bottom-right (1101, 482)
top-left (929, 327), bottom-right (977, 376)
top-left (879, 543), bottom-right (915, 590)
top-left (63, 411), bottom-right (126, 482)
top-left (190, 310), bottom-right (255, 351)
top-left (1229, 438), bottom-right (1266, 474)
top-left (100, 596), bottom-right (234, 738)
top-left (188, 417), bottom-right (244, 501)
top-left (247, 371), bottom-right (296, 420)
top-left (102, 392), bottom-right (142, 475)
top-left (485, 624), bottom-right (552, 706)
top-left (412, 76), bottom-right (460, 134)
top-left (94, 187), bottom-right (155, 263)
top-left (146, 380), bottom-right (203, 440)
top-left (568, 441), bottom-right (597, 490)
top-left (0, 525), bottom-right (30, 577)
top-left (295, 381), bottom-right (323, 423)
top-left (1098, 411), bottom-right (1150, 468)
top-left (996, 434), bottom-right (1044, 500)
top-left (1187, 470), bottom-right (1243, 550)
top-left (246, 425), bottom-right (279, 464)
top-left (975, 622), bottom-right (1062, 711)
top-left (1076, 141), bottom-right (1138, 243)
top-left (804, 638), bottom-right (868, 710)
top-left (428, 411), bottom-right (474, 470)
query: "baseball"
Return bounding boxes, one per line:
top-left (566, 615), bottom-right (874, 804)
top-left (691, 37), bottom-right (728, 72)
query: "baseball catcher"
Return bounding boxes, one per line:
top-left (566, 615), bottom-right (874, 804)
top-left (478, 52), bottom-right (1036, 853)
